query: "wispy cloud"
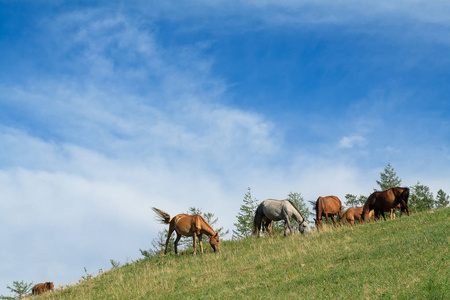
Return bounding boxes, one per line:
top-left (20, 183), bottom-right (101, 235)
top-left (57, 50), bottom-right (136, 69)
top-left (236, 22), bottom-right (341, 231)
top-left (339, 135), bottom-right (367, 149)
top-left (1, 1), bottom-right (450, 295)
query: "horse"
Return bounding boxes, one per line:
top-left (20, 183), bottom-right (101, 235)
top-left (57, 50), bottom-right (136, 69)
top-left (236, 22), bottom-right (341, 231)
top-left (341, 206), bottom-right (374, 226)
top-left (32, 282), bottom-right (54, 295)
top-left (152, 208), bottom-right (220, 255)
top-left (261, 215), bottom-right (274, 236)
top-left (309, 196), bottom-right (343, 228)
top-left (252, 199), bottom-right (309, 237)
top-left (362, 187), bottom-right (410, 222)
top-left (386, 203), bottom-right (409, 219)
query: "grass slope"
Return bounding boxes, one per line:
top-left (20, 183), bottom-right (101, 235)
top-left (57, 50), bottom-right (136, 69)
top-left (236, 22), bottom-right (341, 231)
top-left (41, 208), bottom-right (448, 299)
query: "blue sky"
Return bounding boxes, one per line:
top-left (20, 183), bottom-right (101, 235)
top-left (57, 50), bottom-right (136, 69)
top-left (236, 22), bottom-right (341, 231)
top-left (1, 0), bottom-right (450, 295)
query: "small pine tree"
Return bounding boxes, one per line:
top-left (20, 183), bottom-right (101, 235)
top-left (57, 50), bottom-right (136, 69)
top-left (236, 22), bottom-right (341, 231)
top-left (435, 189), bottom-right (449, 208)
top-left (233, 187), bottom-right (259, 240)
top-left (358, 195), bottom-right (368, 207)
top-left (2, 280), bottom-right (33, 299)
top-left (344, 194), bottom-right (367, 208)
top-left (410, 181), bottom-right (435, 212)
top-left (345, 194), bottom-right (358, 208)
top-left (376, 163), bottom-right (402, 191)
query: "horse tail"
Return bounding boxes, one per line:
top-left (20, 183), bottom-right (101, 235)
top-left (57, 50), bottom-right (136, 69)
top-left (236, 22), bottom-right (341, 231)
top-left (308, 200), bottom-right (317, 211)
top-left (309, 197), bottom-right (321, 220)
top-left (252, 203), bottom-right (264, 236)
top-left (337, 197), bottom-right (343, 219)
top-left (152, 207), bottom-right (171, 224)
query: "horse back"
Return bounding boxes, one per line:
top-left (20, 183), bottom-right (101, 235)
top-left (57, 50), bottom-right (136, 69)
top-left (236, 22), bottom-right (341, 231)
top-left (172, 214), bottom-right (195, 236)
top-left (319, 196), bottom-right (342, 214)
top-left (32, 282), bottom-right (53, 295)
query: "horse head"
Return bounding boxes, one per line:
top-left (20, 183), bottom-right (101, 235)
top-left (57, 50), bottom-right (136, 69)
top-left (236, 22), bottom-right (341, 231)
top-left (314, 218), bottom-right (321, 227)
top-left (46, 282), bottom-right (54, 291)
top-left (393, 187), bottom-right (410, 215)
top-left (209, 233), bottom-right (220, 252)
top-left (299, 221), bottom-right (310, 234)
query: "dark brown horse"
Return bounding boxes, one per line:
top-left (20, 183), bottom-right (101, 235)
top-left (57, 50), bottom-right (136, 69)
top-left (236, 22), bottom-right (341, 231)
top-left (310, 196), bottom-right (343, 228)
top-left (152, 208), bottom-right (220, 255)
top-left (341, 206), bottom-right (374, 226)
top-left (32, 282), bottom-right (54, 295)
top-left (362, 187), bottom-right (410, 221)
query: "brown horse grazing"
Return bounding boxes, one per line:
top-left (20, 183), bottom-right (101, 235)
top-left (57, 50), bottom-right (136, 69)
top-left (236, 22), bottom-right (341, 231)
top-left (152, 208), bottom-right (220, 255)
top-left (261, 215), bottom-right (274, 236)
top-left (362, 187), bottom-right (410, 222)
top-left (341, 206), bottom-right (374, 226)
top-left (310, 196), bottom-right (343, 228)
top-left (32, 282), bottom-right (54, 295)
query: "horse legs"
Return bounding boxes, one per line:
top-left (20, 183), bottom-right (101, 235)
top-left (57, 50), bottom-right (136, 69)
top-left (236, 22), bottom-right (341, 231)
top-left (198, 233), bottom-right (204, 254)
top-left (330, 215), bottom-right (336, 226)
top-left (283, 218), bottom-right (293, 236)
top-left (390, 208), bottom-right (395, 219)
top-left (192, 232), bottom-right (197, 255)
top-left (174, 232), bottom-right (181, 254)
top-left (164, 225), bottom-right (175, 255)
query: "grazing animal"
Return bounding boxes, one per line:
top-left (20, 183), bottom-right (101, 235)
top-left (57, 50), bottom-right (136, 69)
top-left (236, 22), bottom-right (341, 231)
top-left (252, 199), bottom-right (309, 237)
top-left (341, 206), bottom-right (374, 226)
top-left (362, 187), bottom-right (410, 222)
top-left (152, 208), bottom-right (220, 255)
top-left (261, 215), bottom-right (274, 236)
top-left (32, 282), bottom-right (54, 295)
top-left (310, 196), bottom-right (343, 228)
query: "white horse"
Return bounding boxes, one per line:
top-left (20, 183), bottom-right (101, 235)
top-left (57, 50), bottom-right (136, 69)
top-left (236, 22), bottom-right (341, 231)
top-left (252, 199), bottom-right (310, 237)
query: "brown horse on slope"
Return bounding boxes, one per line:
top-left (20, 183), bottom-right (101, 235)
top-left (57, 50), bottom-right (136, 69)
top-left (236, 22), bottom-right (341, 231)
top-left (362, 187), bottom-right (410, 222)
top-left (32, 282), bottom-right (54, 295)
top-left (152, 208), bottom-right (220, 255)
top-left (310, 196), bottom-right (343, 228)
top-left (341, 206), bottom-right (374, 226)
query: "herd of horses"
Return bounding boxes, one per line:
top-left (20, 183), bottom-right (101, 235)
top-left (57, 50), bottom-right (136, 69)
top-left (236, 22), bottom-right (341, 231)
top-left (316, 188), bottom-right (409, 226)
top-left (154, 187), bottom-right (411, 255)
top-left (27, 187), bottom-right (410, 296)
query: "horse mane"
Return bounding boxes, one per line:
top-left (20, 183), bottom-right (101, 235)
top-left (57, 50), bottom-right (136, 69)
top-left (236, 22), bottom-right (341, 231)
top-left (287, 200), bottom-right (305, 221)
top-left (198, 214), bottom-right (216, 235)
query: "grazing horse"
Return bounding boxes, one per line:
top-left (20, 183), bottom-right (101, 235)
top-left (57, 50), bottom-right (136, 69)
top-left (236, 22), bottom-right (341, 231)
top-left (362, 187), bottom-right (410, 222)
top-left (152, 208), bottom-right (220, 255)
top-left (261, 215), bottom-right (274, 236)
top-left (252, 199), bottom-right (309, 237)
top-left (32, 282), bottom-right (54, 295)
top-left (309, 196), bottom-right (343, 228)
top-left (341, 206), bottom-right (374, 226)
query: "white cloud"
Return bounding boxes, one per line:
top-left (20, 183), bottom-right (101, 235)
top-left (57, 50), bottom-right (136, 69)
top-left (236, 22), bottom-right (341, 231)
top-left (339, 135), bottom-right (367, 149)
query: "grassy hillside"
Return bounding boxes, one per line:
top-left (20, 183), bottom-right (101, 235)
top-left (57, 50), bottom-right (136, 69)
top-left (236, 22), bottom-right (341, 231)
top-left (40, 208), bottom-right (448, 299)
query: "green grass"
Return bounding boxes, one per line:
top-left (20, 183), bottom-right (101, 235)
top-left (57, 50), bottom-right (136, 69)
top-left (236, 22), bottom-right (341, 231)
top-left (40, 208), bottom-right (449, 299)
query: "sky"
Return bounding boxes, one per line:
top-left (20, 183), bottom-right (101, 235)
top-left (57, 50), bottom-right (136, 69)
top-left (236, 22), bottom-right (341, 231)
top-left (1, 0), bottom-right (450, 295)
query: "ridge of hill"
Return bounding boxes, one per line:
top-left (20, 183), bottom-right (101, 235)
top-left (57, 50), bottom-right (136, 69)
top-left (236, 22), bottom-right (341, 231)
top-left (40, 208), bottom-right (449, 299)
